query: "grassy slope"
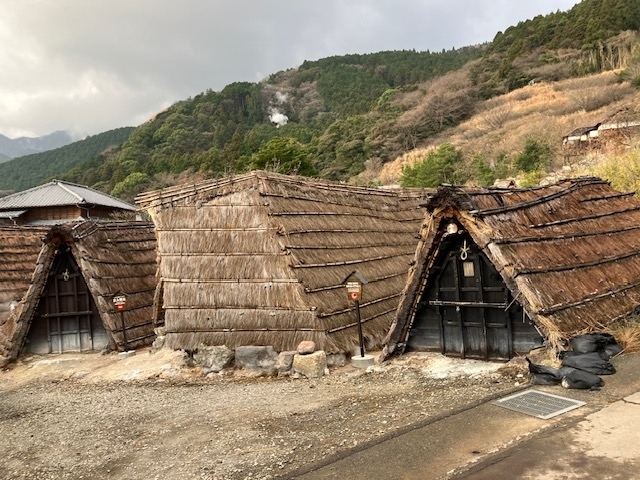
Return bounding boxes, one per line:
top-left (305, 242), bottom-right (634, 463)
top-left (371, 70), bottom-right (640, 185)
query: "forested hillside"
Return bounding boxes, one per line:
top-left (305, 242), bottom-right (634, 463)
top-left (7, 0), bottom-right (640, 201)
top-left (0, 127), bottom-right (134, 193)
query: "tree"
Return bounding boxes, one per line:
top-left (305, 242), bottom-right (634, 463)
top-left (514, 139), bottom-right (553, 173)
top-left (111, 172), bottom-right (151, 202)
top-left (249, 137), bottom-right (316, 176)
top-left (400, 143), bottom-right (465, 187)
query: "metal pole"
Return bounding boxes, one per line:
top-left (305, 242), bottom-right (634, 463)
top-left (355, 300), bottom-right (365, 357)
top-left (120, 310), bottom-right (128, 351)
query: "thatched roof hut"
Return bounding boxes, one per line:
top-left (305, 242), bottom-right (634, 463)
top-left (0, 221), bottom-right (158, 366)
top-left (136, 171), bottom-right (430, 354)
top-left (383, 177), bottom-right (640, 361)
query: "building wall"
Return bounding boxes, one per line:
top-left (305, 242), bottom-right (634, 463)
top-left (21, 206), bottom-right (82, 224)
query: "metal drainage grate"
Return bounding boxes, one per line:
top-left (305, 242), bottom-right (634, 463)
top-left (495, 390), bottom-right (586, 419)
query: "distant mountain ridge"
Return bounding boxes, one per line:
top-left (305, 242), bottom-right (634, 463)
top-left (0, 127), bottom-right (135, 193)
top-left (0, 131), bottom-right (74, 161)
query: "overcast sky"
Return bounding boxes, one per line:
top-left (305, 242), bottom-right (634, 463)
top-left (0, 0), bottom-right (580, 139)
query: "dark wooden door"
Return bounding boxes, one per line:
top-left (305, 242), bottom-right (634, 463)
top-left (408, 234), bottom-right (522, 360)
top-left (26, 245), bottom-right (108, 354)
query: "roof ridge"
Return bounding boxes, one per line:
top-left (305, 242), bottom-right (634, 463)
top-left (54, 180), bottom-right (85, 203)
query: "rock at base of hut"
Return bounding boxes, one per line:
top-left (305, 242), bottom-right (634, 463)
top-left (297, 341), bottom-right (316, 355)
top-left (292, 351), bottom-right (327, 379)
top-left (326, 353), bottom-right (346, 367)
top-left (235, 346), bottom-right (278, 376)
top-left (276, 351), bottom-right (297, 373)
top-left (150, 335), bottom-right (165, 353)
top-left (193, 345), bottom-right (234, 373)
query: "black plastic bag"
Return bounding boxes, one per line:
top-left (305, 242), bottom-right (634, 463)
top-left (526, 357), bottom-right (563, 385)
top-left (561, 369), bottom-right (605, 390)
top-left (561, 352), bottom-right (616, 375)
top-left (602, 343), bottom-right (623, 358)
top-left (570, 333), bottom-right (621, 358)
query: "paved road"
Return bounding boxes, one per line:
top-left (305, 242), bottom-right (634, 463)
top-left (290, 354), bottom-right (640, 480)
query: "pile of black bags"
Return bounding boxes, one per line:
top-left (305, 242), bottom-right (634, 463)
top-left (527, 333), bottom-right (622, 390)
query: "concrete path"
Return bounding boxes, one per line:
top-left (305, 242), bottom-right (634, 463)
top-left (290, 354), bottom-right (640, 480)
top-left (456, 392), bottom-right (640, 480)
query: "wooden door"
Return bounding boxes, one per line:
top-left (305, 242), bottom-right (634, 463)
top-left (407, 234), bottom-right (536, 360)
top-left (26, 245), bottom-right (108, 354)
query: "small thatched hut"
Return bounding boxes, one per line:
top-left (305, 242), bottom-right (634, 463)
top-left (136, 171), bottom-right (430, 354)
top-left (0, 221), bottom-right (158, 366)
top-left (383, 177), bottom-right (640, 361)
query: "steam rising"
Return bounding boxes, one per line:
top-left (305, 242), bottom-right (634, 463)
top-left (269, 91), bottom-right (289, 127)
top-left (269, 109), bottom-right (288, 127)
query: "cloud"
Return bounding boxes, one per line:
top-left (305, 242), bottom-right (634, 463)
top-left (0, 0), bottom-right (580, 138)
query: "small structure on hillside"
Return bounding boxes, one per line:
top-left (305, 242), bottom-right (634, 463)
top-left (562, 124), bottom-right (602, 145)
top-left (382, 177), bottom-right (640, 362)
top-left (0, 180), bottom-right (136, 225)
top-left (562, 111), bottom-right (640, 163)
top-left (0, 221), bottom-right (158, 366)
top-left (136, 171), bottom-right (431, 354)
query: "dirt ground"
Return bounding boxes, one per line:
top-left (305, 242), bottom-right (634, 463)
top-left (0, 347), bottom-right (529, 480)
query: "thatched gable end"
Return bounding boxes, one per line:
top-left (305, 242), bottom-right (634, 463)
top-left (0, 226), bottom-right (51, 361)
top-left (137, 171), bottom-right (430, 353)
top-left (69, 222), bottom-right (158, 348)
top-left (384, 177), bottom-right (640, 360)
top-left (0, 221), bottom-right (158, 365)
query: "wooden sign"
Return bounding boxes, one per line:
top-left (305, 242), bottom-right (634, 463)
top-left (346, 282), bottom-right (362, 301)
top-left (112, 293), bottom-right (127, 311)
top-left (343, 271), bottom-right (367, 302)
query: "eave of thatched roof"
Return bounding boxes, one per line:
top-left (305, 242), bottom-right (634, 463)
top-left (0, 221), bottom-right (158, 365)
top-left (383, 177), bottom-right (640, 357)
top-left (137, 171), bottom-right (432, 353)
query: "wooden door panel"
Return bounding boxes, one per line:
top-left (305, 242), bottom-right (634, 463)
top-left (26, 245), bottom-right (108, 355)
top-left (409, 234), bottom-right (516, 360)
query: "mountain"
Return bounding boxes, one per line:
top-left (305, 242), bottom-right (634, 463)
top-left (0, 130), bottom-right (74, 161)
top-left (11, 0), bottom-right (640, 201)
top-left (0, 127), bottom-right (135, 193)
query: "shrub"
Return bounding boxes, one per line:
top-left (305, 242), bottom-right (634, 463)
top-left (590, 150), bottom-right (640, 194)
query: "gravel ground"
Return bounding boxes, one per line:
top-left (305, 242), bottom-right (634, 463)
top-left (0, 348), bottom-right (528, 480)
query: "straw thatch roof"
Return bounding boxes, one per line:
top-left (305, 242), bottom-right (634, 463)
top-left (0, 221), bottom-right (158, 365)
top-left (383, 177), bottom-right (640, 358)
top-left (136, 171), bottom-right (431, 353)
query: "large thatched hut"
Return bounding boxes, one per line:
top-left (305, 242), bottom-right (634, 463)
top-left (0, 221), bottom-right (158, 366)
top-left (382, 177), bottom-right (640, 361)
top-left (136, 171), bottom-right (430, 354)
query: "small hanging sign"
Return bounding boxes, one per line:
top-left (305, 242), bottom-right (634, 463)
top-left (343, 271), bottom-right (368, 302)
top-left (112, 293), bottom-right (127, 311)
top-left (341, 270), bottom-right (369, 358)
top-left (346, 282), bottom-right (362, 301)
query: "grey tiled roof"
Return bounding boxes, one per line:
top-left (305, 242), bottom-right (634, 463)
top-left (0, 180), bottom-right (135, 211)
